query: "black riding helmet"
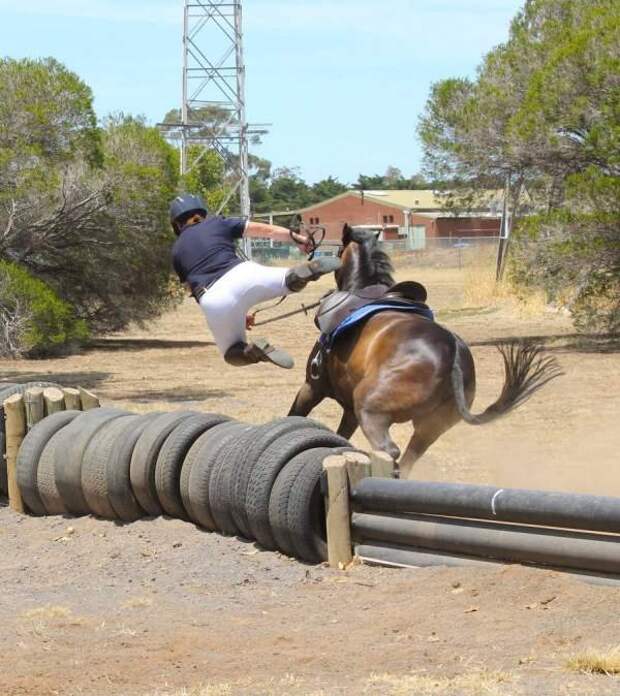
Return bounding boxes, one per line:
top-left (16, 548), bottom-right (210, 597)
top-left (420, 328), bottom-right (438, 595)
top-left (169, 194), bottom-right (208, 227)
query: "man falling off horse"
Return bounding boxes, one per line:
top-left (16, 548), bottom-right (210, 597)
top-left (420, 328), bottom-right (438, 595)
top-left (170, 194), bottom-right (340, 369)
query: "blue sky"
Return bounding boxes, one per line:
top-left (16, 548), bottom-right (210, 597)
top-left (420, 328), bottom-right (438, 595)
top-left (0, 0), bottom-right (523, 184)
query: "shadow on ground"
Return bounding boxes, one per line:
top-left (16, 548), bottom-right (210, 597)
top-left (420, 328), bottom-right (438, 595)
top-left (87, 338), bottom-right (214, 352)
top-left (436, 306), bottom-right (499, 320)
top-left (470, 333), bottom-right (620, 354)
top-left (120, 387), bottom-right (230, 403)
top-left (0, 371), bottom-right (111, 390)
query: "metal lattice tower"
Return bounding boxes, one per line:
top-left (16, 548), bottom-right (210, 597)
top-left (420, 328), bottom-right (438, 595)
top-left (161, 1), bottom-right (267, 238)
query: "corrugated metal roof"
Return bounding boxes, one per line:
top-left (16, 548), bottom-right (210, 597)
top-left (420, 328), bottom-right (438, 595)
top-left (290, 189), bottom-right (509, 215)
top-left (362, 190), bottom-right (443, 209)
top-left (262, 188), bottom-right (526, 218)
top-left (362, 189), bottom-right (505, 211)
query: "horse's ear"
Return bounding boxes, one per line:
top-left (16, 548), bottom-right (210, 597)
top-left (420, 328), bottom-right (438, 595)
top-left (342, 223), bottom-right (353, 243)
top-left (374, 230), bottom-right (381, 240)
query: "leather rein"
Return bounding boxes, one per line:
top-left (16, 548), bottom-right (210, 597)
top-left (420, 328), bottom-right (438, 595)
top-left (250, 223), bottom-right (330, 327)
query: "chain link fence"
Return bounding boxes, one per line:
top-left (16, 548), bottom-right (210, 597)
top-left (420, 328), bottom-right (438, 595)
top-left (384, 236), bottom-right (500, 271)
top-left (248, 236), bottom-right (501, 275)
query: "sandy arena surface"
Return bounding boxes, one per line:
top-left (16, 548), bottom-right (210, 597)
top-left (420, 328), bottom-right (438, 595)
top-left (1, 261), bottom-right (619, 695)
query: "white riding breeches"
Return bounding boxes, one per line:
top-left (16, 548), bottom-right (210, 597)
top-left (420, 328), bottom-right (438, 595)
top-left (198, 261), bottom-right (290, 355)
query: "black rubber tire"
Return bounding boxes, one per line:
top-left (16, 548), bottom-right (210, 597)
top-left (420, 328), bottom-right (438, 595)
top-left (268, 447), bottom-right (332, 557)
top-left (38, 430), bottom-right (70, 515)
top-left (229, 416), bottom-right (328, 540)
top-left (55, 409), bottom-right (129, 515)
top-left (81, 415), bottom-right (139, 519)
top-left (155, 413), bottom-right (230, 520)
top-left (107, 413), bottom-right (162, 522)
top-left (209, 426), bottom-right (260, 536)
top-left (245, 427), bottom-right (350, 550)
top-left (179, 421), bottom-right (239, 523)
top-left (187, 422), bottom-right (251, 531)
top-left (0, 381), bottom-right (60, 495)
top-left (269, 447), bottom-right (360, 561)
top-left (16, 410), bottom-right (82, 516)
top-left (130, 411), bottom-right (199, 516)
top-left (287, 456), bottom-right (330, 564)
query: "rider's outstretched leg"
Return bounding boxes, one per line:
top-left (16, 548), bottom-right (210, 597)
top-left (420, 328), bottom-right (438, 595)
top-left (285, 257), bottom-right (341, 292)
top-left (200, 257), bottom-right (339, 369)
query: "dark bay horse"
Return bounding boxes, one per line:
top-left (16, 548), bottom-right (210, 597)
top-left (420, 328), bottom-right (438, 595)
top-left (289, 225), bottom-right (562, 478)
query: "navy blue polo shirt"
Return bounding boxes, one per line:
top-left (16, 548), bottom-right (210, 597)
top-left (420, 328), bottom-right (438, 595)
top-left (171, 215), bottom-right (247, 294)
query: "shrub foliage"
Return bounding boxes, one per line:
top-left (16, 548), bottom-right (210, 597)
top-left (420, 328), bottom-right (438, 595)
top-left (0, 58), bottom-right (182, 355)
top-left (0, 261), bottom-right (88, 357)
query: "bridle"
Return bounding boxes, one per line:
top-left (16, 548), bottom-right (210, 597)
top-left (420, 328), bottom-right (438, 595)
top-left (250, 220), bottom-right (329, 326)
top-left (289, 221), bottom-right (326, 261)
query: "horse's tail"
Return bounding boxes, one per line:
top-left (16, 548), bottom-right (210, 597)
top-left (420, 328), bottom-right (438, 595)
top-left (451, 339), bottom-right (563, 426)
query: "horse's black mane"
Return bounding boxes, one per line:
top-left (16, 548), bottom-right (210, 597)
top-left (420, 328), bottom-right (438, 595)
top-left (340, 226), bottom-right (395, 291)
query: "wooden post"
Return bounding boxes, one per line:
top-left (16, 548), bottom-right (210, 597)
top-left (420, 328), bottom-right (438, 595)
top-left (343, 451), bottom-right (371, 490)
top-left (43, 387), bottom-right (65, 415)
top-left (4, 394), bottom-right (26, 513)
top-left (23, 388), bottom-right (45, 431)
top-left (323, 454), bottom-right (353, 569)
top-left (78, 387), bottom-right (100, 411)
top-left (369, 450), bottom-right (394, 479)
top-left (62, 388), bottom-right (81, 411)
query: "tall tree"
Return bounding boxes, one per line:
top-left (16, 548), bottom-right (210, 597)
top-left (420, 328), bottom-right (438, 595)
top-left (310, 176), bottom-right (348, 202)
top-left (268, 167), bottom-right (313, 211)
top-left (356, 169), bottom-right (429, 190)
top-left (0, 58), bottom-right (181, 344)
top-left (249, 155), bottom-right (274, 214)
top-left (180, 145), bottom-right (226, 214)
top-left (417, 0), bottom-right (619, 331)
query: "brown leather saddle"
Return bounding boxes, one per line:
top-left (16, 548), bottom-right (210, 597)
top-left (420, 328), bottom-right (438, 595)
top-left (386, 281), bottom-right (427, 303)
top-left (315, 280), bottom-right (429, 335)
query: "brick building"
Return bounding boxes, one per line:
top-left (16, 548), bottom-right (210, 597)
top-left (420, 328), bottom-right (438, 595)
top-left (292, 190), bottom-right (503, 247)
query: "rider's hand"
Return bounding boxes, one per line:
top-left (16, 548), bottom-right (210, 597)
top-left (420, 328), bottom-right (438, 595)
top-left (290, 230), bottom-right (312, 254)
top-left (246, 313), bottom-right (255, 331)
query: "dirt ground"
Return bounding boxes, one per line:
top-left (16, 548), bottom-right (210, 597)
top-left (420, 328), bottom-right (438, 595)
top-left (1, 261), bottom-right (619, 696)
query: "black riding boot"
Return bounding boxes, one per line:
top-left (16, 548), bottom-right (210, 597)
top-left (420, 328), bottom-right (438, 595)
top-left (224, 342), bottom-right (257, 367)
top-left (224, 339), bottom-right (294, 369)
top-left (285, 257), bottom-right (341, 293)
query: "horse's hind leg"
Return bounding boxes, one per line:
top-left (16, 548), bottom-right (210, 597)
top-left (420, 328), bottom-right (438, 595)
top-left (357, 409), bottom-right (401, 463)
top-left (288, 381), bottom-right (324, 417)
top-left (398, 407), bottom-right (460, 480)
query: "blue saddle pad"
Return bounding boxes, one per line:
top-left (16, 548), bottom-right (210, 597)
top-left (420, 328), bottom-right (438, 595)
top-left (320, 300), bottom-right (434, 350)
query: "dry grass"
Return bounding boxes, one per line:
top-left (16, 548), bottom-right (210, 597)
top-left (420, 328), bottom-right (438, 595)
top-left (156, 686), bottom-right (232, 696)
top-left (396, 245), bottom-right (549, 319)
top-left (21, 605), bottom-right (86, 637)
top-left (461, 265), bottom-right (548, 318)
top-left (22, 605), bottom-right (72, 620)
top-left (148, 674), bottom-right (314, 696)
top-left (123, 596), bottom-right (154, 609)
top-left (462, 267), bottom-right (509, 308)
top-left (366, 670), bottom-right (516, 696)
top-left (395, 255), bottom-right (549, 319)
top-left (567, 647), bottom-right (620, 676)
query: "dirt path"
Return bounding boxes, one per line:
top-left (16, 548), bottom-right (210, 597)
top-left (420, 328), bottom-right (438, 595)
top-left (2, 510), bottom-right (620, 696)
top-left (1, 265), bottom-right (619, 695)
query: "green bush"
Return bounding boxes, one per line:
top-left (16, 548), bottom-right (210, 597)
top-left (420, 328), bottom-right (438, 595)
top-left (0, 261), bottom-right (89, 357)
top-left (510, 174), bottom-right (619, 334)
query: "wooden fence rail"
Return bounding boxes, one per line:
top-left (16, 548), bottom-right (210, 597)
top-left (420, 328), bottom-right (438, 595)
top-left (3, 387), bottom-right (100, 513)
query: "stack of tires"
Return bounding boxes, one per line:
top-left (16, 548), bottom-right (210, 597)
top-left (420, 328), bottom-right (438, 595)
top-left (15, 409), bottom-right (357, 563)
